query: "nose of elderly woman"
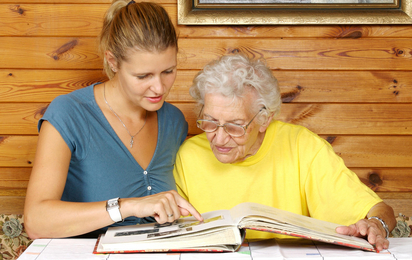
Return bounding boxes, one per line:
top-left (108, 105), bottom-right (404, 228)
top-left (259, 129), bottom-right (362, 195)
top-left (214, 125), bottom-right (230, 144)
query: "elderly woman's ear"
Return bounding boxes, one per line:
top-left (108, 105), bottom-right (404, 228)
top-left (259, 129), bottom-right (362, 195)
top-left (259, 113), bottom-right (274, 132)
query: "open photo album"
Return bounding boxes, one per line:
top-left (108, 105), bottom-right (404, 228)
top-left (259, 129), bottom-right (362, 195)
top-left (93, 202), bottom-right (375, 254)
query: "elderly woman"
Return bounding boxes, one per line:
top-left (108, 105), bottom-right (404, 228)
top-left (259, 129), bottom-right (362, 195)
top-left (173, 54), bottom-right (395, 251)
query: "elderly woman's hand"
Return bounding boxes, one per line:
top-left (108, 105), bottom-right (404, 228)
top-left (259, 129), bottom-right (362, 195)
top-left (335, 218), bottom-right (389, 252)
top-left (335, 202), bottom-right (395, 252)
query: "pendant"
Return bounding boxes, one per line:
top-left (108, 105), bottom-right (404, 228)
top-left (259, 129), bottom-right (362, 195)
top-left (130, 137), bottom-right (134, 148)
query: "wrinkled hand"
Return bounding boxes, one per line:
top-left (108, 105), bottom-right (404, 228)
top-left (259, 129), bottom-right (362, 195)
top-left (125, 190), bottom-right (203, 224)
top-left (335, 218), bottom-right (389, 252)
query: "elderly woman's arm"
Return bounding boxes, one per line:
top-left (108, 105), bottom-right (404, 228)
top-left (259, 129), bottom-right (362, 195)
top-left (335, 202), bottom-right (395, 252)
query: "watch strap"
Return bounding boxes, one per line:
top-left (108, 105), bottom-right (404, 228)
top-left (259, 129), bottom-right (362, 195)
top-left (106, 197), bottom-right (123, 223)
top-left (368, 216), bottom-right (389, 239)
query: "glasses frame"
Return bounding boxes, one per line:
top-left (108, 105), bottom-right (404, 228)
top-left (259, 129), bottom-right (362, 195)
top-left (196, 107), bottom-right (264, 137)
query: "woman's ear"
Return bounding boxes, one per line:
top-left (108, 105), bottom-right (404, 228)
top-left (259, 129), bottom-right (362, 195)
top-left (105, 51), bottom-right (118, 73)
top-left (259, 112), bottom-right (274, 133)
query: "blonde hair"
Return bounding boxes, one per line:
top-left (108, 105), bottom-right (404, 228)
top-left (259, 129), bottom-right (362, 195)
top-left (98, 1), bottom-right (177, 79)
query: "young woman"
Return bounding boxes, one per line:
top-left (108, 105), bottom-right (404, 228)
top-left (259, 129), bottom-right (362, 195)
top-left (24, 0), bottom-right (201, 239)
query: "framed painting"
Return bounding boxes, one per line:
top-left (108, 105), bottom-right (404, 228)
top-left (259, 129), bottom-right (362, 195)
top-left (177, 0), bottom-right (412, 24)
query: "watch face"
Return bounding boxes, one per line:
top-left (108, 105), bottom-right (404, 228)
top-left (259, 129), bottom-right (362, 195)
top-left (107, 198), bottom-right (119, 208)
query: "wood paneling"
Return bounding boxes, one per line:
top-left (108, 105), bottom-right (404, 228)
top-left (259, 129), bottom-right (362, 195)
top-left (2, 135), bottom-right (412, 168)
top-left (1, 103), bottom-right (48, 135)
top-left (2, 70), bottom-right (412, 103)
top-left (178, 39), bottom-right (412, 70)
top-left (378, 192), bottom-right (412, 217)
top-left (279, 104), bottom-right (412, 135)
top-left (1, 38), bottom-right (411, 70)
top-left (0, 4), bottom-right (106, 36)
top-left (4, 103), bottom-right (412, 135)
top-left (1, 4), bottom-right (412, 38)
top-left (0, 168), bottom-right (31, 189)
top-left (0, 1), bottom-right (411, 217)
top-left (321, 135), bottom-right (412, 168)
top-left (0, 136), bottom-right (37, 167)
top-left (0, 197), bottom-right (25, 214)
top-left (0, 69), bottom-right (107, 102)
top-left (353, 168), bottom-right (412, 192)
top-left (0, 37), bottom-right (101, 69)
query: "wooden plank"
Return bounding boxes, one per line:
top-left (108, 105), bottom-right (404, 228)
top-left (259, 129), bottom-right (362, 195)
top-left (4, 103), bottom-right (412, 135)
top-left (379, 192), bottom-right (412, 200)
top-left (0, 188), bottom-right (26, 196)
top-left (0, 167), bottom-right (31, 178)
top-left (1, 103), bottom-right (47, 135)
top-left (0, 136), bottom-right (37, 167)
top-left (2, 135), bottom-right (412, 168)
top-left (276, 71), bottom-right (412, 103)
top-left (178, 38), bottom-right (412, 70)
top-left (0, 4), bottom-right (106, 36)
top-left (0, 37), bottom-right (102, 69)
top-left (0, 69), bottom-right (107, 102)
top-left (320, 135), bottom-right (412, 168)
top-left (0, 180), bottom-right (29, 190)
top-left (0, 4), bottom-right (175, 37)
top-left (0, 197), bottom-right (25, 214)
top-left (1, 38), bottom-right (412, 70)
top-left (383, 199), bottom-right (412, 217)
top-left (177, 24), bottom-right (412, 39)
top-left (378, 192), bottom-right (412, 217)
top-left (1, 4), bottom-right (412, 38)
top-left (0, 168), bottom-right (31, 191)
top-left (278, 103), bottom-right (412, 135)
top-left (353, 168), bottom-right (412, 192)
top-left (2, 70), bottom-right (411, 103)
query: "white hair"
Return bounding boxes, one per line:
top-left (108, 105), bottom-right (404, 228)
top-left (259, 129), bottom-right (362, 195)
top-left (190, 54), bottom-right (281, 124)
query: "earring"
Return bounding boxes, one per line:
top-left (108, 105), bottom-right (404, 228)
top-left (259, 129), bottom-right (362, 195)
top-left (111, 67), bottom-right (117, 73)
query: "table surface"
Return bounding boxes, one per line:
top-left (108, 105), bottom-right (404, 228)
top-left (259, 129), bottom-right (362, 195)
top-left (18, 237), bottom-right (412, 260)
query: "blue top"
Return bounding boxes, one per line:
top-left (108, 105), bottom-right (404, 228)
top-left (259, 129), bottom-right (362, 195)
top-left (39, 83), bottom-right (188, 235)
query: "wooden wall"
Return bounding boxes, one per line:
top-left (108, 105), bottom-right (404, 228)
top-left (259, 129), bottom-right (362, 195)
top-left (1, 0), bottom-right (411, 216)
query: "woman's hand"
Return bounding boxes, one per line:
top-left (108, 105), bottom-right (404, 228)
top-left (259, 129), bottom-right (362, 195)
top-left (335, 218), bottom-right (388, 252)
top-left (121, 190), bottom-right (203, 224)
top-left (335, 202), bottom-right (395, 252)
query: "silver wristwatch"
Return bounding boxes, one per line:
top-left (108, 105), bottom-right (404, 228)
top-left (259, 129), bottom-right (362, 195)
top-left (106, 197), bottom-right (123, 223)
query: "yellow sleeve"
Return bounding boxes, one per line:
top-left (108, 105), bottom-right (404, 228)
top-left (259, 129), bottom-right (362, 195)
top-left (173, 148), bottom-right (189, 201)
top-left (303, 137), bottom-right (382, 225)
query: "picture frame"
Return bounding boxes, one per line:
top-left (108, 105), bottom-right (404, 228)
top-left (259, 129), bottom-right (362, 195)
top-left (177, 0), bottom-right (412, 25)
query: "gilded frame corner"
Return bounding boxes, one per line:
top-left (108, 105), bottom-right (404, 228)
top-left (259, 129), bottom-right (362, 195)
top-left (177, 0), bottom-right (412, 25)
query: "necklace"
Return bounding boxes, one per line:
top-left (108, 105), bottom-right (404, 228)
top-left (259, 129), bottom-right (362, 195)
top-left (103, 83), bottom-right (147, 148)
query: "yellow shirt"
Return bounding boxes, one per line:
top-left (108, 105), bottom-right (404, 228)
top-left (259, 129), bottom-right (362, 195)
top-left (174, 121), bottom-right (382, 239)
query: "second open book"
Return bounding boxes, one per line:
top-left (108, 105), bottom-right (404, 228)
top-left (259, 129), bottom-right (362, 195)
top-left (94, 202), bottom-right (375, 253)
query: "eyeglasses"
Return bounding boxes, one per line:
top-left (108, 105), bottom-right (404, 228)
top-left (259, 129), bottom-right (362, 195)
top-left (196, 108), bottom-right (264, 137)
